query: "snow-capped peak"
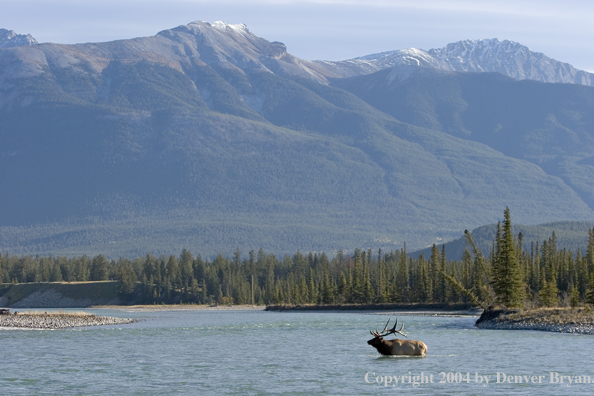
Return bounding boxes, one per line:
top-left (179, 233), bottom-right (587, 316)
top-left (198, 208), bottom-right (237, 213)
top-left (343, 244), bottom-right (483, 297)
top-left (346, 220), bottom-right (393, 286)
top-left (315, 38), bottom-right (593, 87)
top-left (210, 21), bottom-right (249, 35)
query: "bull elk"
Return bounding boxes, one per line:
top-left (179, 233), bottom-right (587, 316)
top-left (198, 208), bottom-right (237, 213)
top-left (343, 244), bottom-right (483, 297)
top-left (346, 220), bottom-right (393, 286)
top-left (368, 318), bottom-right (427, 356)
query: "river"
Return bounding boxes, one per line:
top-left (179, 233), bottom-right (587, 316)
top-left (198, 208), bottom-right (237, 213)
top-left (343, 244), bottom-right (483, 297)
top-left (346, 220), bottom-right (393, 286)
top-left (1, 309), bottom-right (593, 395)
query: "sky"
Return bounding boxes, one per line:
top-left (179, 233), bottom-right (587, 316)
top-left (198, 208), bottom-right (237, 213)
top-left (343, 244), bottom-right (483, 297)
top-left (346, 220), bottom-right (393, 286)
top-left (1, 0), bottom-right (593, 72)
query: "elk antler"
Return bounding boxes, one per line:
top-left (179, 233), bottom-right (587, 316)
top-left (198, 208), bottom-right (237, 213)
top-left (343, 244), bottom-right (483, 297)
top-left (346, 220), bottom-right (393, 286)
top-left (370, 317), bottom-right (408, 338)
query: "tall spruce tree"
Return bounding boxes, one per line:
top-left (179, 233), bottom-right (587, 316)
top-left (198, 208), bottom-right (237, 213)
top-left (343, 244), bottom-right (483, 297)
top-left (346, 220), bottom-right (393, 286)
top-left (492, 207), bottom-right (525, 307)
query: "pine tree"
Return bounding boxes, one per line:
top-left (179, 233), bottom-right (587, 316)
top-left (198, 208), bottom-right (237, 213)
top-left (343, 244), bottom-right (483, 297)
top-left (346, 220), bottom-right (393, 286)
top-left (308, 268), bottom-right (318, 303)
top-left (586, 227), bottom-right (594, 273)
top-left (539, 279), bottom-right (559, 307)
top-left (338, 271), bottom-right (349, 303)
top-left (397, 245), bottom-right (409, 302)
top-left (418, 255), bottom-right (432, 303)
top-left (429, 244), bottom-right (440, 302)
top-left (440, 245), bottom-right (450, 302)
top-left (299, 276), bottom-right (309, 304)
top-left (179, 249), bottom-right (194, 290)
top-left (492, 207), bottom-right (525, 308)
top-left (201, 279), bottom-right (208, 304)
top-left (376, 250), bottom-right (389, 303)
top-left (586, 271), bottom-right (594, 305)
top-left (569, 285), bottom-right (581, 307)
top-left (351, 254), bottom-right (364, 303)
top-left (321, 262), bottom-right (333, 304)
top-left (166, 255), bottom-right (181, 291)
top-left (363, 262), bottom-right (373, 303)
top-left (90, 255), bottom-right (110, 281)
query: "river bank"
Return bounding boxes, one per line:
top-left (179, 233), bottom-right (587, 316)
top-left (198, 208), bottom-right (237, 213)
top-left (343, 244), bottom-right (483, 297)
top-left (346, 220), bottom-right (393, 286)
top-left (0, 282), bottom-right (120, 308)
top-left (93, 304), bottom-right (266, 311)
top-left (475, 307), bottom-right (594, 335)
top-left (0, 311), bottom-right (137, 329)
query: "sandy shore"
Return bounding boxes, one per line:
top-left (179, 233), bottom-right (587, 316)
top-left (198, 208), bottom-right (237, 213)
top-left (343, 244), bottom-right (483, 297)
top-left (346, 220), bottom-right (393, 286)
top-left (0, 312), bottom-right (137, 329)
top-left (91, 304), bottom-right (266, 311)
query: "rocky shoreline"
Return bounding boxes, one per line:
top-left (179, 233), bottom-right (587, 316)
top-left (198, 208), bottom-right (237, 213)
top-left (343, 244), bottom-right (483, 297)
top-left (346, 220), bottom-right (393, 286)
top-left (0, 312), bottom-right (137, 329)
top-left (476, 320), bottom-right (594, 334)
top-left (475, 308), bottom-right (594, 335)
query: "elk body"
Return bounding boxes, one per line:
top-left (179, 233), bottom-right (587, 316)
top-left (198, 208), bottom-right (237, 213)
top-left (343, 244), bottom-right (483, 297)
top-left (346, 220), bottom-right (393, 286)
top-left (367, 318), bottom-right (427, 357)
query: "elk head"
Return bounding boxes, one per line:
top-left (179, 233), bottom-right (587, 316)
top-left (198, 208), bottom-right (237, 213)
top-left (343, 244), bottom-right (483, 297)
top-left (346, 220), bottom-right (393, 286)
top-left (368, 318), bottom-right (427, 356)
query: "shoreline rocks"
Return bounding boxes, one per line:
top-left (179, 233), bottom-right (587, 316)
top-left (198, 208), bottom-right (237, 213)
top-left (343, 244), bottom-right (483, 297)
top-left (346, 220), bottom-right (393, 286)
top-left (0, 313), bottom-right (137, 329)
top-left (476, 319), bottom-right (594, 334)
top-left (475, 307), bottom-right (594, 335)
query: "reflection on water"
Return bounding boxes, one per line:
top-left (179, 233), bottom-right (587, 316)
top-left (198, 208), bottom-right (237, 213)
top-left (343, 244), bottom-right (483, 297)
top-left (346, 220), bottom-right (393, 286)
top-left (2, 309), bottom-right (593, 395)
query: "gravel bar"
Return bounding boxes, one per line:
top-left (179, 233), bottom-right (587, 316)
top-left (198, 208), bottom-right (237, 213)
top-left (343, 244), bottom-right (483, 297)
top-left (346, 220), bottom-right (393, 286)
top-left (476, 320), bottom-right (594, 334)
top-left (475, 308), bottom-right (594, 335)
top-left (0, 313), bottom-right (137, 329)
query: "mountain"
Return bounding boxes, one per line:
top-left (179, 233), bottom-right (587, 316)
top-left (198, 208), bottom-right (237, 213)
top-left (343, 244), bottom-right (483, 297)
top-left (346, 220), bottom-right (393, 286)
top-left (0, 29), bottom-right (37, 48)
top-left (0, 21), bottom-right (593, 258)
top-left (314, 39), bottom-right (594, 86)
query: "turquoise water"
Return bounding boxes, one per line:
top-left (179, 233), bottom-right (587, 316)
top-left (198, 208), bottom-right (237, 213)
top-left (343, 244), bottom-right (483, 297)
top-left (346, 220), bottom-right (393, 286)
top-left (2, 309), bottom-right (593, 395)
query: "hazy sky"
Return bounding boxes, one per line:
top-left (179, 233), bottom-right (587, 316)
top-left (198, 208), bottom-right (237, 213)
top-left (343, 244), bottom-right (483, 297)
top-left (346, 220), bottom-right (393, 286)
top-left (2, 0), bottom-right (593, 72)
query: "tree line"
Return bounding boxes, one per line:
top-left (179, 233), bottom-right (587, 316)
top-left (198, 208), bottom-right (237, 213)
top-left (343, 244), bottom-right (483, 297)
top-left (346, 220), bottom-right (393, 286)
top-left (1, 208), bottom-right (593, 308)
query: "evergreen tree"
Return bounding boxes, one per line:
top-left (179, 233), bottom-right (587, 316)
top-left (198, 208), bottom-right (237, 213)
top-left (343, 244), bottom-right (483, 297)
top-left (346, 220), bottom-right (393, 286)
top-left (397, 245), bottom-right (409, 302)
top-left (90, 255), bottom-right (109, 281)
top-left (308, 268), bottom-right (318, 303)
top-left (166, 255), bottom-right (181, 291)
top-left (117, 260), bottom-right (137, 297)
top-left (429, 244), bottom-right (440, 302)
top-left (363, 261), bottom-right (373, 303)
top-left (321, 262), bottom-right (333, 304)
top-left (351, 254), bottom-right (364, 303)
top-left (179, 249), bottom-right (194, 289)
top-left (492, 207), bottom-right (525, 307)
top-left (539, 280), bottom-right (559, 307)
top-left (569, 285), bottom-right (581, 307)
top-left (376, 250), bottom-right (389, 303)
top-left (586, 227), bottom-right (594, 272)
top-left (441, 245), bottom-right (451, 303)
top-left (586, 271), bottom-right (594, 305)
top-left (417, 255), bottom-right (432, 302)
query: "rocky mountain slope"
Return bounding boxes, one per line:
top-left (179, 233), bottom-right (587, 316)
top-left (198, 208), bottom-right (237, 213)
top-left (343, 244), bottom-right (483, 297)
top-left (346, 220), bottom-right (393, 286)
top-left (0, 22), bottom-right (592, 258)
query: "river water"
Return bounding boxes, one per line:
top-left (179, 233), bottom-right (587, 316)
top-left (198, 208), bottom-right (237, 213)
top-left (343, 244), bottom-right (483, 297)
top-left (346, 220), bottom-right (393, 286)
top-left (1, 309), bottom-right (593, 395)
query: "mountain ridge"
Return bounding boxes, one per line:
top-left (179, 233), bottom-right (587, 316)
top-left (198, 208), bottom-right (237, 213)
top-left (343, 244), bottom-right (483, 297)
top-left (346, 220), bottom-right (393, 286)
top-left (0, 21), bottom-right (592, 258)
top-left (4, 24), bottom-right (593, 87)
top-left (314, 38), bottom-right (594, 86)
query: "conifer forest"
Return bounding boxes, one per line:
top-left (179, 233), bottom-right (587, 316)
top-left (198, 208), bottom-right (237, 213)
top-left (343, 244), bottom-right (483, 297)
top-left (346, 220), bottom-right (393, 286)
top-left (2, 209), bottom-right (593, 309)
